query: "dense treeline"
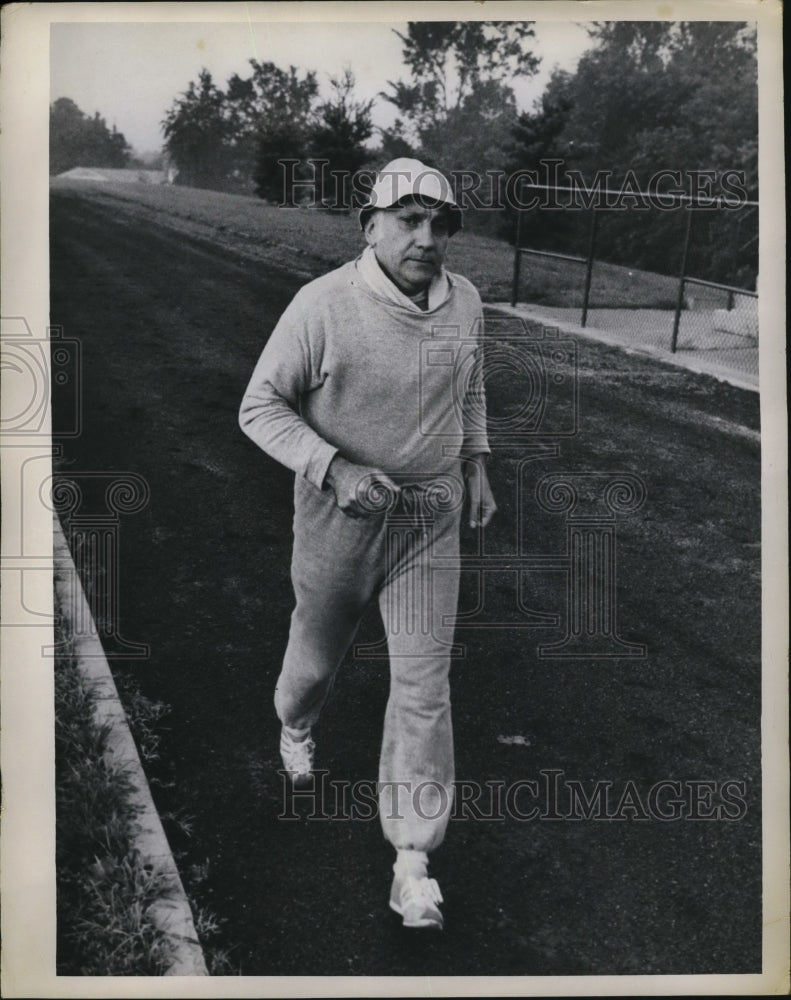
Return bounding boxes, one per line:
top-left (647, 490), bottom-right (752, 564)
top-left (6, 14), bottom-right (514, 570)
top-left (160, 62), bottom-right (373, 200)
top-left (503, 22), bottom-right (758, 285)
top-left (50, 98), bottom-right (132, 175)
top-left (55, 21), bottom-right (755, 287)
top-left (160, 23), bottom-right (538, 203)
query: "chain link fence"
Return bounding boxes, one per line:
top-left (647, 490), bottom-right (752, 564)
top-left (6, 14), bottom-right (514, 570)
top-left (510, 192), bottom-right (758, 378)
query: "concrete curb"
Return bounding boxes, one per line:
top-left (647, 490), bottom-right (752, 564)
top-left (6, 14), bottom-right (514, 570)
top-left (53, 514), bottom-right (209, 976)
top-left (485, 302), bottom-right (759, 393)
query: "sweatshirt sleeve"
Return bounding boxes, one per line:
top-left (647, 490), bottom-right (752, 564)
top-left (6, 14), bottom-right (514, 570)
top-left (239, 291), bottom-right (339, 489)
top-left (460, 297), bottom-right (492, 460)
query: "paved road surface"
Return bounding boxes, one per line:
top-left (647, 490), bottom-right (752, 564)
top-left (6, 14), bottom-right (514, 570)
top-left (50, 187), bottom-right (761, 977)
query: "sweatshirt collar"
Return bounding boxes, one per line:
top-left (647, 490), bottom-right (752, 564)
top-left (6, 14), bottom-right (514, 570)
top-left (357, 246), bottom-right (451, 312)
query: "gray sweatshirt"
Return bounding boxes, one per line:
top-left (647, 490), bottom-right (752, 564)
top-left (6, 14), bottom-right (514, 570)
top-left (239, 254), bottom-right (490, 490)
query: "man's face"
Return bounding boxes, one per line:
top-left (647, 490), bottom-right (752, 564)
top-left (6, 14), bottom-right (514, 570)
top-left (365, 198), bottom-right (451, 295)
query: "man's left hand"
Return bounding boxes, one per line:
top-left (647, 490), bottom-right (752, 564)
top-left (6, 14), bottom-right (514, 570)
top-left (464, 456), bottom-right (497, 529)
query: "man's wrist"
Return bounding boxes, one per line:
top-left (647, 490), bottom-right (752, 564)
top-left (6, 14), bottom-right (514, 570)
top-left (463, 452), bottom-right (490, 473)
top-left (322, 451), bottom-right (343, 490)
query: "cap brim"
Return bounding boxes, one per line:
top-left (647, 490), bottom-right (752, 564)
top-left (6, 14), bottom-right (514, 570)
top-left (359, 201), bottom-right (463, 235)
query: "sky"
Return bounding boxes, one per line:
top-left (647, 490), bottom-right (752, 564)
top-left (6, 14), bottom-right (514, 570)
top-left (50, 19), bottom-right (593, 157)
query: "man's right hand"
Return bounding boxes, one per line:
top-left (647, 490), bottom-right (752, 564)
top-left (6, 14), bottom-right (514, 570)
top-left (324, 455), bottom-right (401, 518)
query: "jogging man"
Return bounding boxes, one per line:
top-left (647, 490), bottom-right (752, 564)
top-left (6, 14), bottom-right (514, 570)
top-left (239, 158), bottom-right (495, 929)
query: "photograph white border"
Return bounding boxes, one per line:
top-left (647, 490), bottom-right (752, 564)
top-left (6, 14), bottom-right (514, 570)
top-left (1, 2), bottom-right (787, 996)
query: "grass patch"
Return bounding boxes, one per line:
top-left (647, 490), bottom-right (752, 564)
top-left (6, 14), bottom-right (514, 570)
top-left (55, 612), bottom-right (177, 974)
top-left (54, 583), bottom-right (232, 975)
top-left (50, 178), bottom-right (702, 309)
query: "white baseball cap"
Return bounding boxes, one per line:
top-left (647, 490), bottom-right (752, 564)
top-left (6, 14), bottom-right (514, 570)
top-left (359, 157), bottom-right (462, 235)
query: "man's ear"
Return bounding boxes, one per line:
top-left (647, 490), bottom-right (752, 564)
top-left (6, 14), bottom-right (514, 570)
top-left (363, 214), bottom-right (378, 247)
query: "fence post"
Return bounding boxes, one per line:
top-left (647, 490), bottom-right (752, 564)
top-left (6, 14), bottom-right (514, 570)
top-left (581, 209), bottom-right (599, 328)
top-left (511, 209), bottom-right (523, 307)
top-left (671, 210), bottom-right (693, 353)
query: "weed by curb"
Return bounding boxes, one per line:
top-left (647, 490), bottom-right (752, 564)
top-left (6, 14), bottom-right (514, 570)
top-left (55, 612), bottom-right (177, 975)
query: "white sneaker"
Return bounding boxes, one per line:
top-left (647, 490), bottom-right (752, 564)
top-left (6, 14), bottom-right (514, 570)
top-left (279, 727), bottom-right (315, 787)
top-left (389, 872), bottom-right (444, 930)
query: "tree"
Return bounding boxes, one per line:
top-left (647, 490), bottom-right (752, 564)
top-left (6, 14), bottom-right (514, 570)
top-left (541, 21), bottom-right (757, 192)
top-left (304, 70), bottom-right (374, 205)
top-left (505, 21), bottom-right (758, 282)
top-left (50, 97), bottom-right (132, 175)
top-left (382, 21), bottom-right (540, 178)
top-left (507, 71), bottom-right (574, 171)
top-left (502, 72), bottom-right (578, 247)
top-left (161, 70), bottom-right (231, 189)
top-left (419, 77), bottom-right (519, 177)
top-left (162, 61), bottom-right (319, 196)
top-left (236, 60), bottom-right (318, 198)
top-left (384, 22), bottom-right (539, 136)
top-left (373, 122), bottom-right (416, 163)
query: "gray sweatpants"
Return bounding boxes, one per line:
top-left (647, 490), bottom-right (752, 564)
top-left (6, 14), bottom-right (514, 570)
top-left (274, 474), bottom-right (462, 852)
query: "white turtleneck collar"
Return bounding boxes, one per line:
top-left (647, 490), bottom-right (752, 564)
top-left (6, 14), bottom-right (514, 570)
top-left (356, 245), bottom-right (451, 313)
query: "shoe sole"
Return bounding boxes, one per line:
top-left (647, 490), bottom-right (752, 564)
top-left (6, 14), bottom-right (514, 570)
top-left (389, 900), bottom-right (443, 930)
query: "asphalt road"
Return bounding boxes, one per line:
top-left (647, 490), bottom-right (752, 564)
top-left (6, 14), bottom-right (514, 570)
top-left (50, 186), bottom-right (762, 977)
